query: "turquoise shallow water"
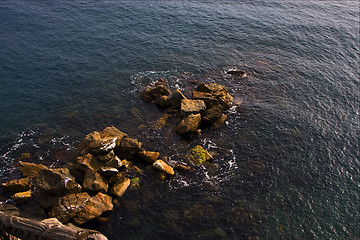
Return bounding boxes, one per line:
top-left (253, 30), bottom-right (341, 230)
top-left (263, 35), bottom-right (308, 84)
top-left (0, 1), bottom-right (359, 239)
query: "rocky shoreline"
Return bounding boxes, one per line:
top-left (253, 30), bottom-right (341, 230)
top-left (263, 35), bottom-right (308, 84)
top-left (0, 81), bottom-right (234, 238)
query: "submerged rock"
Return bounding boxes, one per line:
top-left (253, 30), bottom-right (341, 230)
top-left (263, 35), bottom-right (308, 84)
top-left (189, 145), bottom-right (213, 165)
top-left (153, 160), bottom-right (175, 175)
top-left (176, 113), bottom-right (202, 135)
top-left (140, 85), bottom-right (171, 102)
top-left (49, 192), bottom-right (91, 224)
top-left (72, 192), bottom-right (113, 225)
top-left (153, 113), bottom-right (171, 130)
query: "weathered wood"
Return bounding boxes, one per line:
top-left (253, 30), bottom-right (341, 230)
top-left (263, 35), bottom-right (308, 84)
top-left (0, 212), bottom-right (108, 240)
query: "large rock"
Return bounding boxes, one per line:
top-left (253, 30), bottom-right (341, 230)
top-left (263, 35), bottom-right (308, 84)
top-left (215, 91), bottom-right (233, 110)
top-left (74, 153), bottom-right (103, 173)
top-left (100, 126), bottom-right (128, 140)
top-left (72, 192), bottom-right (113, 225)
top-left (188, 145), bottom-right (213, 165)
top-left (192, 91), bottom-right (219, 109)
top-left (116, 137), bottom-right (143, 160)
top-left (196, 83), bottom-right (228, 94)
top-left (169, 89), bottom-right (187, 109)
top-left (153, 160), bottom-right (175, 175)
top-left (138, 150), bottom-right (159, 163)
top-left (77, 131), bottom-right (102, 155)
top-left (140, 85), bottom-right (171, 102)
top-left (19, 162), bottom-right (48, 178)
top-left (1, 178), bottom-right (30, 193)
top-left (49, 192), bottom-right (91, 223)
top-left (31, 168), bottom-right (75, 196)
top-left (180, 99), bottom-right (206, 117)
top-left (99, 167), bottom-right (119, 178)
top-left (201, 105), bottom-right (224, 125)
top-left (34, 190), bottom-right (60, 210)
top-left (82, 170), bottom-right (108, 193)
top-left (213, 114), bottom-right (227, 129)
top-left (176, 113), bottom-right (202, 135)
top-left (110, 177), bottom-right (130, 197)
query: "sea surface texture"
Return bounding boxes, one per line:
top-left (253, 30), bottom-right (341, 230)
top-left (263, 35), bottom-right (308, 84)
top-left (0, 1), bottom-right (359, 239)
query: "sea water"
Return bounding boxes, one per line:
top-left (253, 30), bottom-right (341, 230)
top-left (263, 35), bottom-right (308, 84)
top-left (0, 1), bottom-right (359, 239)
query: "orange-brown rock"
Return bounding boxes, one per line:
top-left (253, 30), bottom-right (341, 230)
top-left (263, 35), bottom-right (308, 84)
top-left (13, 190), bottom-right (32, 205)
top-left (19, 162), bottom-right (48, 178)
top-left (140, 85), bottom-right (171, 102)
top-left (180, 99), bottom-right (206, 117)
top-left (176, 113), bottom-right (202, 135)
top-left (152, 160), bottom-right (175, 175)
top-left (1, 178), bottom-right (30, 193)
top-left (110, 177), bottom-right (130, 197)
top-left (77, 131), bottom-right (102, 155)
top-left (49, 192), bottom-right (91, 223)
top-left (74, 153), bottom-right (103, 173)
top-left (169, 89), bottom-right (187, 109)
top-left (116, 137), bottom-right (143, 160)
top-left (82, 170), bottom-right (108, 193)
top-left (138, 150), bottom-right (159, 163)
top-left (72, 192), bottom-right (113, 225)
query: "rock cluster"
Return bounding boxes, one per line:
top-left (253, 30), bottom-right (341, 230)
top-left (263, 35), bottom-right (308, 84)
top-left (0, 126), bottom-right (182, 226)
top-left (140, 82), bottom-right (233, 135)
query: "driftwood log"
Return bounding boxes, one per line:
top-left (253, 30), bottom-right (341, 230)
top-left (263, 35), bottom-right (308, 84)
top-left (0, 212), bottom-right (107, 240)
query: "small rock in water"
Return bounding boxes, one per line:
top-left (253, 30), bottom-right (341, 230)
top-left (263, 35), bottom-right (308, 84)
top-left (188, 145), bottom-right (213, 165)
top-left (110, 177), bottom-right (130, 197)
top-left (226, 68), bottom-right (247, 77)
top-left (153, 160), bottom-right (175, 175)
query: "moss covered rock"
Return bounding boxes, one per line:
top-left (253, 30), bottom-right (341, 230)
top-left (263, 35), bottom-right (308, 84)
top-left (189, 145), bottom-right (213, 165)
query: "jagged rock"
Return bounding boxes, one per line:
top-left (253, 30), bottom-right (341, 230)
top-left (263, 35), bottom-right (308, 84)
top-left (82, 170), bottom-right (108, 193)
top-left (0, 204), bottom-right (20, 216)
top-left (138, 150), bottom-right (159, 163)
top-left (90, 137), bottom-right (119, 155)
top-left (13, 190), bottom-right (32, 205)
top-left (100, 126), bottom-right (128, 140)
top-left (100, 167), bottom-right (119, 178)
top-left (213, 114), bottom-right (227, 129)
top-left (104, 156), bottom-right (123, 169)
top-left (189, 145), bottom-right (213, 165)
top-left (31, 168), bottom-right (75, 196)
top-left (77, 131), bottom-right (102, 155)
top-left (110, 177), bottom-right (130, 197)
top-left (176, 113), bottom-right (202, 135)
top-left (74, 153), bottom-right (103, 173)
top-left (72, 192), bottom-right (113, 225)
top-left (180, 99), bottom-right (206, 117)
top-left (201, 105), bottom-right (224, 125)
top-left (169, 89), bottom-right (187, 109)
top-left (215, 91), bottom-right (233, 110)
top-left (196, 83), bottom-right (228, 94)
top-left (96, 150), bottom-right (115, 163)
top-left (34, 190), bottom-right (59, 210)
top-left (153, 160), bottom-right (175, 175)
top-left (140, 85), bottom-right (171, 102)
top-left (192, 91), bottom-right (219, 109)
top-left (1, 178), bottom-right (30, 193)
top-left (49, 192), bottom-right (91, 224)
top-left (19, 162), bottom-right (48, 178)
top-left (155, 95), bottom-right (170, 108)
top-left (116, 137), bottom-right (143, 160)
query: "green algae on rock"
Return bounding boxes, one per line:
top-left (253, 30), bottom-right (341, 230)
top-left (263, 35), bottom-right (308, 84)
top-left (189, 145), bottom-right (213, 165)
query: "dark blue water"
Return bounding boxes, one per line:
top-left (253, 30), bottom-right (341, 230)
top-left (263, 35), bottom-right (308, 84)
top-left (0, 1), bottom-right (359, 239)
